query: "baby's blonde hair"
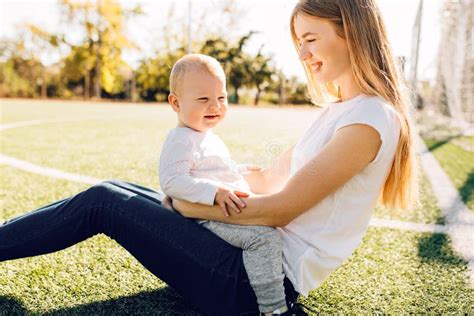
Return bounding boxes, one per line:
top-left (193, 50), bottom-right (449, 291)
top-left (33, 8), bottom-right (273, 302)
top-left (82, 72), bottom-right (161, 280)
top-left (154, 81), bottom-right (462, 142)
top-left (169, 54), bottom-right (226, 95)
top-left (290, 0), bottom-right (419, 210)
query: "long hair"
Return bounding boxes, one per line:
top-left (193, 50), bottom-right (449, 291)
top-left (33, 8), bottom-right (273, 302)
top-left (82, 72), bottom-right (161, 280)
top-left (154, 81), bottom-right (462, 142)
top-left (290, 0), bottom-right (419, 210)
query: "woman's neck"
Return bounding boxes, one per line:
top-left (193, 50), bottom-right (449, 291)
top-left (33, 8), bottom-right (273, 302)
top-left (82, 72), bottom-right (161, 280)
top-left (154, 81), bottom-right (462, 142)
top-left (335, 72), bottom-right (362, 102)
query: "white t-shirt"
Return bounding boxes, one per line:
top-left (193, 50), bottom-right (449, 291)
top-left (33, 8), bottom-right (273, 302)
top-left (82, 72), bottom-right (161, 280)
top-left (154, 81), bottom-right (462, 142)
top-left (159, 127), bottom-right (250, 205)
top-left (277, 94), bottom-right (401, 296)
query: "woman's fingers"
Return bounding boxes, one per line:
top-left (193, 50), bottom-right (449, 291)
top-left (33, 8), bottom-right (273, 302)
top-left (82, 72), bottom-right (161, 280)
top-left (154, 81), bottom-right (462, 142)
top-left (246, 165), bottom-right (262, 171)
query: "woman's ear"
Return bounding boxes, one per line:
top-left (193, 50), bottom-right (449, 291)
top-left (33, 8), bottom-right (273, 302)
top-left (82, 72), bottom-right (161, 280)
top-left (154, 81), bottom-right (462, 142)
top-left (168, 93), bottom-right (180, 112)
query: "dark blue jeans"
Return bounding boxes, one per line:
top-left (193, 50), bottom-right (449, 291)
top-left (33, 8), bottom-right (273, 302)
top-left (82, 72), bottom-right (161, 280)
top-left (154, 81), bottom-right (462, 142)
top-left (0, 180), bottom-right (299, 315)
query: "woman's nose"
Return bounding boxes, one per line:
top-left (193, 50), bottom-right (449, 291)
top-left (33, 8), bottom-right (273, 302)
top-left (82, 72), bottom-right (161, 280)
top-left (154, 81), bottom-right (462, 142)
top-left (299, 46), bottom-right (311, 61)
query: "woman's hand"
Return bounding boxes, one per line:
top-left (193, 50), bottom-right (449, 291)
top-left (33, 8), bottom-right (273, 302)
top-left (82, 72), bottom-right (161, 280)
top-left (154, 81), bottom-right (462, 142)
top-left (240, 164), bottom-right (262, 172)
top-left (243, 146), bottom-right (294, 195)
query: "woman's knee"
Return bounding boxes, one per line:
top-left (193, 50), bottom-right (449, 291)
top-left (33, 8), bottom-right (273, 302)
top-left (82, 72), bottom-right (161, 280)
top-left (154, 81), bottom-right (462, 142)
top-left (99, 180), bottom-right (125, 188)
top-left (84, 180), bottom-right (121, 200)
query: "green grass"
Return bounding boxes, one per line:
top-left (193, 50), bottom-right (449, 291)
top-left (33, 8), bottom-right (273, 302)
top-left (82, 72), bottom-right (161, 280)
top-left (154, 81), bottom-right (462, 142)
top-left (424, 137), bottom-right (474, 211)
top-left (1, 99), bottom-right (473, 314)
top-left (0, 166), bottom-right (194, 315)
top-left (300, 228), bottom-right (473, 314)
top-left (373, 173), bottom-right (443, 224)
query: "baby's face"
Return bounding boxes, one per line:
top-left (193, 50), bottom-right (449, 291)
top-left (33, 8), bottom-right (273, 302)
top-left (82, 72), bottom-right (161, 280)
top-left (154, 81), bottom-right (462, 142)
top-left (173, 69), bottom-right (228, 132)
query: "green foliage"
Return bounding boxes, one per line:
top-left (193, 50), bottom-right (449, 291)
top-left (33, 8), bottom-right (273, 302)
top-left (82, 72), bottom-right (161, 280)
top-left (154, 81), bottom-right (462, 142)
top-left (251, 49), bottom-right (274, 105)
top-left (0, 60), bottom-right (34, 97)
top-left (135, 49), bottom-right (186, 102)
top-left (285, 77), bottom-right (311, 105)
top-left (2, 2), bottom-right (311, 105)
top-left (200, 32), bottom-right (256, 104)
top-left (0, 52), bottom-right (45, 98)
top-left (57, 0), bottom-right (139, 97)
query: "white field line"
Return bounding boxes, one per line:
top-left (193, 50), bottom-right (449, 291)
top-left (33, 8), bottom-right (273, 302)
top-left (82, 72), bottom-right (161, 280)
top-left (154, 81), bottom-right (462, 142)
top-left (0, 118), bottom-right (103, 132)
top-left (1, 120), bottom-right (473, 285)
top-left (0, 153), bottom-right (102, 185)
top-left (369, 217), bottom-right (446, 233)
top-left (417, 136), bottom-right (474, 287)
top-left (0, 120), bottom-right (52, 131)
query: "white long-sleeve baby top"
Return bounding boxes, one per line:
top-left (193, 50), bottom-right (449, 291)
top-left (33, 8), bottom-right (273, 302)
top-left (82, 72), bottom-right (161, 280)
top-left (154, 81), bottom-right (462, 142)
top-left (159, 127), bottom-right (250, 205)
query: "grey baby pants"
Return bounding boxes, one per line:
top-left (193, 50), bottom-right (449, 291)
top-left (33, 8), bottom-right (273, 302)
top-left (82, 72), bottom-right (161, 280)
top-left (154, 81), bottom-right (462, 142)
top-left (199, 220), bottom-right (286, 313)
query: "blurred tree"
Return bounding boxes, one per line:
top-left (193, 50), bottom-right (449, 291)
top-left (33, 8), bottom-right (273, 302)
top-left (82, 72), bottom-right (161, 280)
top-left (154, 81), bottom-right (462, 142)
top-left (1, 0), bottom-right (311, 106)
top-left (158, 0), bottom-right (248, 55)
top-left (135, 49), bottom-right (186, 102)
top-left (60, 0), bottom-right (142, 98)
top-left (25, 0), bottom-right (142, 99)
top-left (251, 48), bottom-right (274, 105)
top-left (200, 31), bottom-right (256, 104)
top-left (285, 76), bottom-right (312, 105)
top-left (0, 60), bottom-right (34, 97)
top-left (0, 39), bottom-right (45, 97)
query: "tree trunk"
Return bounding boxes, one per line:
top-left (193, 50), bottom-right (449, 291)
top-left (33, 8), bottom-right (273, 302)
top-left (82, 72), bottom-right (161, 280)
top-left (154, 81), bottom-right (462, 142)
top-left (234, 87), bottom-right (240, 105)
top-left (41, 73), bottom-right (47, 99)
top-left (94, 55), bottom-right (101, 99)
top-left (278, 73), bottom-right (285, 105)
top-left (95, 0), bottom-right (102, 99)
top-left (254, 87), bottom-right (261, 106)
top-left (131, 73), bottom-right (137, 103)
top-left (84, 71), bottom-right (90, 99)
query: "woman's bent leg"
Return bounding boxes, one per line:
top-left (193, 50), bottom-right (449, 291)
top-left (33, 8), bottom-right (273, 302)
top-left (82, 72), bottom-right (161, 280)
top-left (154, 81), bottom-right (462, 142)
top-left (0, 180), bottom-right (260, 315)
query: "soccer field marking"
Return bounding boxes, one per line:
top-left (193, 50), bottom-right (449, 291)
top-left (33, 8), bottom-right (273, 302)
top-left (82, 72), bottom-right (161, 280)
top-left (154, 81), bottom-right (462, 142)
top-left (0, 120), bottom-right (53, 131)
top-left (0, 117), bottom-right (116, 132)
top-left (417, 136), bottom-right (474, 286)
top-left (1, 119), bottom-right (473, 285)
top-left (369, 217), bottom-right (446, 233)
top-left (0, 153), bottom-right (103, 185)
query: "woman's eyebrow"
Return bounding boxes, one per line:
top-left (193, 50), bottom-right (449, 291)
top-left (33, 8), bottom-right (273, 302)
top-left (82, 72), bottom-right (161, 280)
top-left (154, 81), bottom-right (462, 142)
top-left (301, 32), bottom-right (318, 38)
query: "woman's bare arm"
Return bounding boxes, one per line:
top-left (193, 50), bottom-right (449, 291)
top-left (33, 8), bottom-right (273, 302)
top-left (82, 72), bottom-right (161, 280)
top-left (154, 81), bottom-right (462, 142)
top-left (173, 124), bottom-right (381, 227)
top-left (243, 145), bottom-right (294, 194)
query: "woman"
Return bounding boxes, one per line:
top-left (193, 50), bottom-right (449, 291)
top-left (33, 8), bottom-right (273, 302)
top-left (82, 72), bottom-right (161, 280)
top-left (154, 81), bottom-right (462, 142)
top-left (0, 0), bottom-right (418, 315)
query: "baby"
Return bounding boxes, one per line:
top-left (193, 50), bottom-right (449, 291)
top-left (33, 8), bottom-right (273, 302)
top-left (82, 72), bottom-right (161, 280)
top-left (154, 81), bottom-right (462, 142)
top-left (159, 54), bottom-right (288, 315)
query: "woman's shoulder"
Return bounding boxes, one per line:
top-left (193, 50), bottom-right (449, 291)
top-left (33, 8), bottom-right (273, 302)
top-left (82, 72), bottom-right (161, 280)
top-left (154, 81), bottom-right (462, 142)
top-left (340, 95), bottom-right (400, 131)
top-left (332, 95), bottom-right (401, 161)
top-left (352, 95), bottom-right (398, 117)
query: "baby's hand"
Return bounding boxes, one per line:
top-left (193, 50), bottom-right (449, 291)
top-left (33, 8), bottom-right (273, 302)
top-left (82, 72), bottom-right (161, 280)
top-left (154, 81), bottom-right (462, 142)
top-left (214, 187), bottom-right (249, 217)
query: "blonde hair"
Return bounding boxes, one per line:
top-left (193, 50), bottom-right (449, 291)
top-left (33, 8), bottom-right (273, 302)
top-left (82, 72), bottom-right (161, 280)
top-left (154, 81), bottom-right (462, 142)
top-left (169, 53), bottom-right (225, 95)
top-left (290, 0), bottom-right (419, 210)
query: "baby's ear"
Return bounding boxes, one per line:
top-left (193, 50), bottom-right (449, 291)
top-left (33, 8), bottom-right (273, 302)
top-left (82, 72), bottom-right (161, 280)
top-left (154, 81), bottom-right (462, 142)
top-left (168, 94), bottom-right (180, 112)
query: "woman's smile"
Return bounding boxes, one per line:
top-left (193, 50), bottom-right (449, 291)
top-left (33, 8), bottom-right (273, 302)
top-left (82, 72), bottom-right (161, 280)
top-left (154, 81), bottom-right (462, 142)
top-left (310, 61), bottom-right (323, 73)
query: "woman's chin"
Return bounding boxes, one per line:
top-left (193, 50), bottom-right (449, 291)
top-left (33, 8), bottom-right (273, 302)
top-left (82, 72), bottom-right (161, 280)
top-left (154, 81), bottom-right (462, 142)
top-left (313, 76), bottom-right (329, 85)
